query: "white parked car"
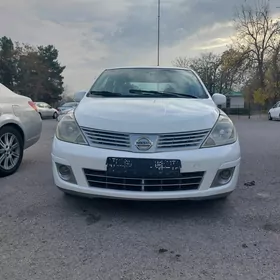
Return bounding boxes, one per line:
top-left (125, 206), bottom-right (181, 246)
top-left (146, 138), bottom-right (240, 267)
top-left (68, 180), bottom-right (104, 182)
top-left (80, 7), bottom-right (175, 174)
top-left (268, 101), bottom-right (280, 120)
top-left (35, 102), bottom-right (58, 119)
top-left (52, 67), bottom-right (241, 201)
top-left (0, 83), bottom-right (42, 177)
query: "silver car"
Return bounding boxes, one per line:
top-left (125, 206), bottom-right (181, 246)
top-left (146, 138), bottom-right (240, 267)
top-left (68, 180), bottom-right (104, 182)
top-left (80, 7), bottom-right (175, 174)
top-left (0, 83), bottom-right (42, 177)
top-left (35, 102), bottom-right (58, 119)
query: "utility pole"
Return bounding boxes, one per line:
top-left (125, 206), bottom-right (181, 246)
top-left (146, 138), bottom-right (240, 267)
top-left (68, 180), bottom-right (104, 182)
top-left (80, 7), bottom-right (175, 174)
top-left (157, 0), bottom-right (160, 66)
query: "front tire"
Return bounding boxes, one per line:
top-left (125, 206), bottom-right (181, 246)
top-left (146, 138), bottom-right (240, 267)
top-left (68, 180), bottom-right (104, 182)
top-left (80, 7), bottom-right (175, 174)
top-left (268, 113), bottom-right (272, 120)
top-left (53, 112), bottom-right (58, 119)
top-left (0, 126), bottom-right (24, 177)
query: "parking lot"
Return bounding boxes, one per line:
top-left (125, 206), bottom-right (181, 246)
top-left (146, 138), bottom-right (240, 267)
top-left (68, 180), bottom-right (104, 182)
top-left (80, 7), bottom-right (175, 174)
top-left (0, 116), bottom-right (280, 280)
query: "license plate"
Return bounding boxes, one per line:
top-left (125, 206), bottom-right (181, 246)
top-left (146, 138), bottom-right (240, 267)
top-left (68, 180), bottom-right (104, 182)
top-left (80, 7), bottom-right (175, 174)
top-left (106, 157), bottom-right (181, 178)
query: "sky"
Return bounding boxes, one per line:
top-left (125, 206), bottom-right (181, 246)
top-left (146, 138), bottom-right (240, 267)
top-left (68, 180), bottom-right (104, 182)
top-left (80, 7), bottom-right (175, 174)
top-left (0, 0), bottom-right (279, 93)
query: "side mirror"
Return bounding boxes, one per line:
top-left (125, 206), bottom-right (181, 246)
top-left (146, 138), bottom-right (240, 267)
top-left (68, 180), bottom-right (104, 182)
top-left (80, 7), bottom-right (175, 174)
top-left (212, 93), bottom-right (226, 106)
top-left (73, 90), bottom-right (87, 102)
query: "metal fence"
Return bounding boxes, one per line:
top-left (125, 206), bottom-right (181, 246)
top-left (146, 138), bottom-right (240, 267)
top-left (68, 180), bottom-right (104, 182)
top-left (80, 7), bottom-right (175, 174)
top-left (221, 105), bottom-right (268, 119)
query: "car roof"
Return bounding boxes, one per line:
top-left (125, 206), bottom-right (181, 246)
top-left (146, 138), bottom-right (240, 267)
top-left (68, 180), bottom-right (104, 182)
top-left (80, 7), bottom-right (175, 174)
top-left (104, 66), bottom-right (192, 71)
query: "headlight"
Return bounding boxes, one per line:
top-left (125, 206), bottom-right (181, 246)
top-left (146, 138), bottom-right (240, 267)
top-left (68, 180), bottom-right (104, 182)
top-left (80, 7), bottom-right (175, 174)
top-left (201, 115), bottom-right (237, 148)
top-left (56, 112), bottom-right (88, 145)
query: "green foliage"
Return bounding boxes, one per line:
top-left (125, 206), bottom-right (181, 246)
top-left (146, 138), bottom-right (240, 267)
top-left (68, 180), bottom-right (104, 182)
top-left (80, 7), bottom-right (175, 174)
top-left (0, 36), bottom-right (17, 89)
top-left (0, 37), bottom-right (65, 104)
top-left (253, 88), bottom-right (268, 105)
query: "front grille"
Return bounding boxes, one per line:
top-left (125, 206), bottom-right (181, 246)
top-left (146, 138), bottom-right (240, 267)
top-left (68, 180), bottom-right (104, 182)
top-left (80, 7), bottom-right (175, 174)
top-left (81, 126), bottom-right (210, 152)
top-left (157, 129), bottom-right (210, 150)
top-left (81, 127), bottom-right (130, 149)
top-left (84, 169), bottom-right (204, 192)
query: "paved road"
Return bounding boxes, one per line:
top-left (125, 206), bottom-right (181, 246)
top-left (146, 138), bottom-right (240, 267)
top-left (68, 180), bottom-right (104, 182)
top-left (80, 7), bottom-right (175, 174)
top-left (1, 117), bottom-right (280, 280)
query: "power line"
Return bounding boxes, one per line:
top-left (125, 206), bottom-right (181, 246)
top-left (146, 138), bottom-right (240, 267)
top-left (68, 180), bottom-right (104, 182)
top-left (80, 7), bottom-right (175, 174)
top-left (157, 0), bottom-right (160, 66)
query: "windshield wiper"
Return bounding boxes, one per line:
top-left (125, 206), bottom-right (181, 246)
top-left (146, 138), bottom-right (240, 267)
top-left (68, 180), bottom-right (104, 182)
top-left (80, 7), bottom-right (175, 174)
top-left (89, 90), bottom-right (123, 97)
top-left (128, 89), bottom-right (198, 98)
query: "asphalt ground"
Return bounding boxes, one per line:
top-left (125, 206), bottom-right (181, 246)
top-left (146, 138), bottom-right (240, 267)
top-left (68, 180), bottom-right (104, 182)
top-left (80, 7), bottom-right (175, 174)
top-left (0, 116), bottom-right (280, 280)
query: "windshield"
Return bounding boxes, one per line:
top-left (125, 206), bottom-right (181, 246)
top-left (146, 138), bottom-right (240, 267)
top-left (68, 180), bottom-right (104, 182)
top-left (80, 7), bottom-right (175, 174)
top-left (88, 68), bottom-right (208, 98)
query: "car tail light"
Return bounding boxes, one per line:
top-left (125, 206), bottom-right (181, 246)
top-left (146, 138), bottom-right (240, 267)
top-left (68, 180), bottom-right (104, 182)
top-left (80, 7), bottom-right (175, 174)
top-left (28, 101), bottom-right (38, 112)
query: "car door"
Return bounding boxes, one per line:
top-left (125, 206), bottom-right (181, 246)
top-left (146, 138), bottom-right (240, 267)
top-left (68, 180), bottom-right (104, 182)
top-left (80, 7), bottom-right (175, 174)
top-left (41, 103), bottom-right (50, 118)
top-left (45, 103), bottom-right (54, 117)
top-left (36, 103), bottom-right (46, 117)
top-left (270, 102), bottom-right (279, 118)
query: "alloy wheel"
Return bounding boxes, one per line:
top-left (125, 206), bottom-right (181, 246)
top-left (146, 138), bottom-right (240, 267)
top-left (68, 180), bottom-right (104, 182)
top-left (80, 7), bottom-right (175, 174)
top-left (0, 132), bottom-right (21, 171)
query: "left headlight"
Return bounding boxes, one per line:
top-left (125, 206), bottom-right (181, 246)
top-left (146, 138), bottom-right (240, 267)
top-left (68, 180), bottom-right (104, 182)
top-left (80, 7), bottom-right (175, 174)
top-left (56, 112), bottom-right (88, 145)
top-left (201, 114), bottom-right (237, 148)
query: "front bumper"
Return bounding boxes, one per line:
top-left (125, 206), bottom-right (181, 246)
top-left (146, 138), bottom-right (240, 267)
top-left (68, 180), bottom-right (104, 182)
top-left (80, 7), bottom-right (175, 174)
top-left (52, 137), bottom-right (241, 200)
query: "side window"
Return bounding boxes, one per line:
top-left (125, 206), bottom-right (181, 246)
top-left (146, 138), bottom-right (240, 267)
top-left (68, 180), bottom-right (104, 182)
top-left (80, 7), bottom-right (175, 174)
top-left (42, 103), bottom-right (51, 108)
top-left (37, 103), bottom-right (43, 108)
top-left (277, 102), bottom-right (280, 107)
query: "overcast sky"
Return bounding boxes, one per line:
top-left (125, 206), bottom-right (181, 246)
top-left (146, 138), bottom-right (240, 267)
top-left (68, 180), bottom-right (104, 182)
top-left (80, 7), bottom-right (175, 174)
top-left (0, 0), bottom-right (279, 92)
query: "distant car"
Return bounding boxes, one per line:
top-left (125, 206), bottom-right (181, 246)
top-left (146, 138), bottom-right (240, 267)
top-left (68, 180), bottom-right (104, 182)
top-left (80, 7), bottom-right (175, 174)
top-left (52, 66), bottom-right (241, 201)
top-left (57, 102), bottom-right (79, 113)
top-left (0, 83), bottom-right (42, 177)
top-left (35, 102), bottom-right (58, 119)
top-left (268, 101), bottom-right (280, 120)
top-left (56, 102), bottom-right (79, 122)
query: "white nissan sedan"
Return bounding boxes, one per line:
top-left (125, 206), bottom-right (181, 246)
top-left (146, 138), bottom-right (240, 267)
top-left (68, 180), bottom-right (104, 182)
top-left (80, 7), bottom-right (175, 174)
top-left (52, 67), bottom-right (241, 201)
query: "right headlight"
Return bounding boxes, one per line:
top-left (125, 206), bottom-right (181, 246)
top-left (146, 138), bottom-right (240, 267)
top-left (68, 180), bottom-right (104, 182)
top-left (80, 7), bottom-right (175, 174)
top-left (56, 112), bottom-right (88, 145)
top-left (201, 115), bottom-right (237, 148)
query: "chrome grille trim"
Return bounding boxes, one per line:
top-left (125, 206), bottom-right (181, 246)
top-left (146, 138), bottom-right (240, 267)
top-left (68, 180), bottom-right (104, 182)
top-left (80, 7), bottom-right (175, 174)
top-left (157, 129), bottom-right (210, 150)
top-left (81, 127), bottom-right (131, 149)
top-left (80, 127), bottom-right (210, 151)
top-left (84, 169), bottom-right (205, 192)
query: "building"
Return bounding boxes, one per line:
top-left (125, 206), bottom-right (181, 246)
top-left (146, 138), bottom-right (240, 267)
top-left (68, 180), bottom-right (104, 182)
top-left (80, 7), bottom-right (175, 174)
top-left (221, 91), bottom-right (245, 109)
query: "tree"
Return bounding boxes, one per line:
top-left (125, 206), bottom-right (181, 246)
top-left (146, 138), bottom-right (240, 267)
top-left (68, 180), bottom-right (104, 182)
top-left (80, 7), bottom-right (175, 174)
top-left (234, 1), bottom-right (280, 89)
top-left (0, 37), bottom-right (66, 104)
top-left (37, 45), bottom-right (65, 104)
top-left (173, 52), bottom-right (222, 94)
top-left (172, 57), bottom-right (189, 68)
top-left (259, 42), bottom-right (280, 104)
top-left (14, 44), bottom-right (48, 101)
top-left (0, 36), bottom-right (17, 89)
top-left (172, 1), bottom-right (280, 108)
top-left (173, 49), bottom-right (249, 95)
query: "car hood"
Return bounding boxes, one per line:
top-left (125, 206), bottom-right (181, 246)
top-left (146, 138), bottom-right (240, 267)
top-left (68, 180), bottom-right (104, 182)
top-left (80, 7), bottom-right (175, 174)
top-left (75, 97), bottom-right (220, 133)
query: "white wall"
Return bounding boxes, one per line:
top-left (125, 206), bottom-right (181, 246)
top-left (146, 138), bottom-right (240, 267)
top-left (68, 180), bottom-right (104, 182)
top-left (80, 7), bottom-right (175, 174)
top-left (230, 96), bottom-right (244, 108)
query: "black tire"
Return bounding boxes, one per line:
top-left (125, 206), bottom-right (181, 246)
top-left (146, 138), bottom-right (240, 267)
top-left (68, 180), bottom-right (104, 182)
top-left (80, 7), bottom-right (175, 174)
top-left (39, 112), bottom-right (42, 119)
top-left (268, 113), bottom-right (272, 120)
top-left (53, 112), bottom-right (58, 119)
top-left (0, 126), bottom-right (24, 177)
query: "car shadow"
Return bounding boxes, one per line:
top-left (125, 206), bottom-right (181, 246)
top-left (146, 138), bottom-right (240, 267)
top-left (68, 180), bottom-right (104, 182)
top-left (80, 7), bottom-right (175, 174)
top-left (58, 192), bottom-right (234, 222)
